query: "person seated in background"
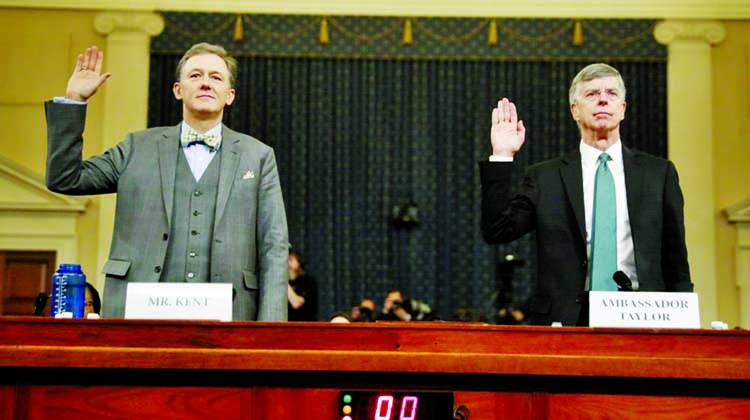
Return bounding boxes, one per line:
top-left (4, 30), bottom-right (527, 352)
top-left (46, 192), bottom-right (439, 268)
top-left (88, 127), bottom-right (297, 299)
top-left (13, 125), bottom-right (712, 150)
top-left (351, 298), bottom-right (377, 322)
top-left (329, 311), bottom-right (352, 323)
top-left (378, 289), bottom-right (436, 321)
top-left (448, 308), bottom-right (490, 323)
top-left (378, 289), bottom-right (411, 321)
top-left (287, 250), bottom-right (319, 321)
top-left (495, 305), bottom-right (527, 325)
top-left (85, 282), bottom-right (101, 318)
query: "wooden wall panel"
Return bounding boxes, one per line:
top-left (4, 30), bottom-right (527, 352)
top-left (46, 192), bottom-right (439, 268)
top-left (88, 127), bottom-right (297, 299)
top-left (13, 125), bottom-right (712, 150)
top-left (0, 386), bottom-right (17, 420)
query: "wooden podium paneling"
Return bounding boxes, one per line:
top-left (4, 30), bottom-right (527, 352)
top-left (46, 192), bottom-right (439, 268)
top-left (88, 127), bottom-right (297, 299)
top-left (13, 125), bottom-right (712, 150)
top-left (1, 317), bottom-right (750, 419)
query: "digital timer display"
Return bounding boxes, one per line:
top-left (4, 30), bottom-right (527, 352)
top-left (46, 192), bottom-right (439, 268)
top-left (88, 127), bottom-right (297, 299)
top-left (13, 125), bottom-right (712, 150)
top-left (339, 390), bottom-right (454, 420)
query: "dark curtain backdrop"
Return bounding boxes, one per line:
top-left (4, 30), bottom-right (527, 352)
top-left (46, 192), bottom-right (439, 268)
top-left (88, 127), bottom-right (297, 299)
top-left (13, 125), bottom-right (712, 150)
top-left (149, 16), bottom-right (667, 322)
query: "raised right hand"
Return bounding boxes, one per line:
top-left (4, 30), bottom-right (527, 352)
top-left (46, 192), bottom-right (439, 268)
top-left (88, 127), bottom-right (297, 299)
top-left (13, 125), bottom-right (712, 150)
top-left (490, 98), bottom-right (526, 158)
top-left (65, 46), bottom-right (111, 102)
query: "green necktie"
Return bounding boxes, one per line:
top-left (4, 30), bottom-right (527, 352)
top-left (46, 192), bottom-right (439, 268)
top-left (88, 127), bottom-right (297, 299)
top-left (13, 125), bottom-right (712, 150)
top-left (590, 153), bottom-right (618, 291)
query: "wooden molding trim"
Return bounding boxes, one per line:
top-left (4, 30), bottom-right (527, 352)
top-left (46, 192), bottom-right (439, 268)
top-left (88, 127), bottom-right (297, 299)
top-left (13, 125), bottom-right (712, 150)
top-left (1, 0), bottom-right (750, 19)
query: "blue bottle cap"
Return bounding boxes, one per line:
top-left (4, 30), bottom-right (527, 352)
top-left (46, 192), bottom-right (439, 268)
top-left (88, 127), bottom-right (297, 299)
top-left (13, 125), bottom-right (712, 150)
top-left (58, 263), bottom-right (82, 273)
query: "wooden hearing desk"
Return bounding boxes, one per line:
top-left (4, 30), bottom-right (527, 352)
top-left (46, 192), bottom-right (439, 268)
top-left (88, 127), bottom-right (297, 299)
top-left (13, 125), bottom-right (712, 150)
top-left (1, 317), bottom-right (750, 419)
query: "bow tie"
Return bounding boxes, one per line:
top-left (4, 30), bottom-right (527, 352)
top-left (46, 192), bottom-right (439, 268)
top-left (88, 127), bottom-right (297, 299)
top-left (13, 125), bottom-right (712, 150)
top-left (180, 126), bottom-right (222, 150)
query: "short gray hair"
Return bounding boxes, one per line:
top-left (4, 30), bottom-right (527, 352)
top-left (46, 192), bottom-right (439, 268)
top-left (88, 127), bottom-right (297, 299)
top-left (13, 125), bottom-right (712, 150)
top-left (568, 63), bottom-right (626, 104)
top-left (175, 42), bottom-right (238, 87)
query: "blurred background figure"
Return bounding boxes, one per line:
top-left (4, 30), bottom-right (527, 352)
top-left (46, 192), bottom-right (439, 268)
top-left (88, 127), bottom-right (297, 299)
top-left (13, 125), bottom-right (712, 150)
top-left (351, 298), bottom-right (377, 322)
top-left (448, 308), bottom-right (490, 323)
top-left (287, 250), bottom-right (319, 321)
top-left (379, 289), bottom-right (410, 321)
top-left (329, 311), bottom-right (352, 323)
top-left (84, 282), bottom-right (101, 318)
top-left (494, 254), bottom-right (528, 325)
top-left (379, 289), bottom-right (435, 321)
top-left (495, 306), bottom-right (526, 325)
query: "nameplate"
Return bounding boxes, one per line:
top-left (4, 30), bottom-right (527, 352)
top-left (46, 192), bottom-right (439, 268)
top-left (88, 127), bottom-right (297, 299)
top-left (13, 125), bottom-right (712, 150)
top-left (124, 283), bottom-right (232, 322)
top-left (589, 291), bottom-right (700, 329)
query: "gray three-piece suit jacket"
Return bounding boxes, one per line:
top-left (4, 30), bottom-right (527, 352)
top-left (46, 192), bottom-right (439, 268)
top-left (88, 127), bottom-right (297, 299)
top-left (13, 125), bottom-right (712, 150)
top-left (45, 101), bottom-right (289, 321)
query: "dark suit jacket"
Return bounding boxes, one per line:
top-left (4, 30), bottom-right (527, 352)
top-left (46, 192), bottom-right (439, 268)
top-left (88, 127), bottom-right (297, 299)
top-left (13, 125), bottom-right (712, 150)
top-left (479, 147), bottom-right (693, 326)
top-left (45, 101), bottom-right (289, 321)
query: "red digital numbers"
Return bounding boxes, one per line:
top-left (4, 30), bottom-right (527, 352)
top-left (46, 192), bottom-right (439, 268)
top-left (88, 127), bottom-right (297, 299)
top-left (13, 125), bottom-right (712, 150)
top-left (399, 396), bottom-right (418, 420)
top-left (375, 396), bottom-right (393, 420)
top-left (374, 395), bottom-right (418, 420)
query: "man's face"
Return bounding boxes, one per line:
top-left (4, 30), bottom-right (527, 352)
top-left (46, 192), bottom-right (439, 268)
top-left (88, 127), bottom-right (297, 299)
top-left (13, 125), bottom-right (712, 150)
top-left (84, 287), bottom-right (94, 317)
top-left (288, 254), bottom-right (300, 273)
top-left (570, 76), bottom-right (626, 136)
top-left (173, 53), bottom-right (235, 119)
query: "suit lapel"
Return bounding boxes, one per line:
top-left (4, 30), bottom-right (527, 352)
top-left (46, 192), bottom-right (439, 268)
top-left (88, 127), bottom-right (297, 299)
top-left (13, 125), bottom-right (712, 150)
top-left (215, 128), bottom-right (240, 227)
top-left (623, 147), bottom-right (644, 233)
top-left (560, 150), bottom-right (587, 243)
top-left (159, 126), bottom-right (180, 227)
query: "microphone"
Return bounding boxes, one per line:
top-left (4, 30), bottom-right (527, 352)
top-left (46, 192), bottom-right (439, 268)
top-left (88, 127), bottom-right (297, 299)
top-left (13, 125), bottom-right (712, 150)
top-left (32, 292), bottom-right (49, 316)
top-left (613, 271), bottom-right (633, 291)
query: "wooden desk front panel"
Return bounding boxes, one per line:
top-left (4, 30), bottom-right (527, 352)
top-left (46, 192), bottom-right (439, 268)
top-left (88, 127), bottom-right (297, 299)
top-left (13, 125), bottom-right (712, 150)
top-left (5, 385), bottom-right (750, 420)
top-left (2, 317), bottom-right (750, 420)
top-left (2, 385), bottom-right (535, 420)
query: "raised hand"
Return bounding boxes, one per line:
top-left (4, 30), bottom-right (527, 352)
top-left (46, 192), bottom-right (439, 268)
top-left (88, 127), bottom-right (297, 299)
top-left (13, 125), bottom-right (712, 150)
top-left (65, 46), bottom-right (111, 102)
top-left (490, 98), bottom-right (526, 158)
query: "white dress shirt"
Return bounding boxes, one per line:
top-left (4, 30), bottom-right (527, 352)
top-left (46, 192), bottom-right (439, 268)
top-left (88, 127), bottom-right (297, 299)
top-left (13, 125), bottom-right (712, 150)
top-left (580, 140), bottom-right (638, 290)
top-left (180, 121), bottom-right (221, 181)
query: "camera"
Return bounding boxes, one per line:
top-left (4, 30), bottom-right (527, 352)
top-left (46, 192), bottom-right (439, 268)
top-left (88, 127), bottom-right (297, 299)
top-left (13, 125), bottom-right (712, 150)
top-left (392, 298), bottom-right (432, 321)
top-left (354, 306), bottom-right (376, 322)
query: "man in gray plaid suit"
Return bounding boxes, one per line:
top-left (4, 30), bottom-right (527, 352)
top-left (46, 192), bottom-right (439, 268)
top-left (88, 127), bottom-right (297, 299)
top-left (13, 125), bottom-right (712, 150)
top-left (45, 43), bottom-right (289, 321)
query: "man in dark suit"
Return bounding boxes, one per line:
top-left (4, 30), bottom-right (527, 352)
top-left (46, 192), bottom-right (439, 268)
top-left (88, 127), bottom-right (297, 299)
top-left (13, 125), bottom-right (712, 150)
top-left (45, 43), bottom-right (289, 321)
top-left (479, 63), bottom-right (693, 326)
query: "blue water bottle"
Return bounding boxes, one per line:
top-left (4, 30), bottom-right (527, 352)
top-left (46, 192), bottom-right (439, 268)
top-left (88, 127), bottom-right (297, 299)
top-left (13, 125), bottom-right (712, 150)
top-left (50, 263), bottom-right (87, 318)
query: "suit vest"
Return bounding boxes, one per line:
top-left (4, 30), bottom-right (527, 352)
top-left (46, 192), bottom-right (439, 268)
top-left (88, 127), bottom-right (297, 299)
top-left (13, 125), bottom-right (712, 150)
top-left (161, 148), bottom-right (221, 283)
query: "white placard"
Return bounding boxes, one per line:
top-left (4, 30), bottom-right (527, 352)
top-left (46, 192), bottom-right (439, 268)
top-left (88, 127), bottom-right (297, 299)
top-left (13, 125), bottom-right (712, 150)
top-left (589, 291), bottom-right (700, 329)
top-left (124, 283), bottom-right (233, 321)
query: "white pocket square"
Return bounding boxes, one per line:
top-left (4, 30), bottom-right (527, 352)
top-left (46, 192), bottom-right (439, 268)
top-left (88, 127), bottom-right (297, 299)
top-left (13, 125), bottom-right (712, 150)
top-left (242, 171), bottom-right (255, 179)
